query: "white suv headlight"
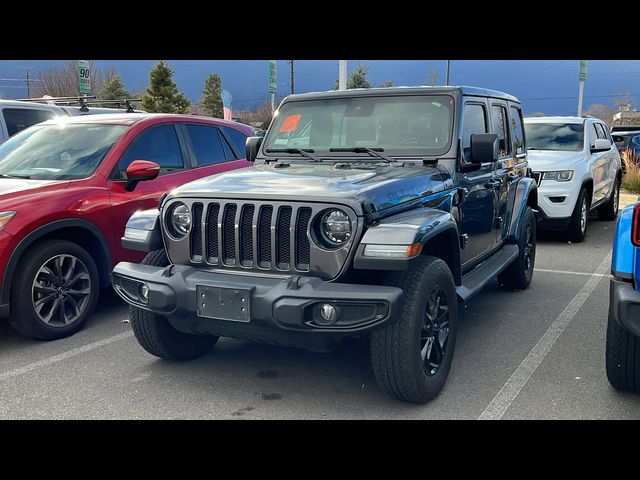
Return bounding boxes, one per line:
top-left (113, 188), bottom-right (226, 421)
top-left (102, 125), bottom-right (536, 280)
top-left (542, 170), bottom-right (574, 182)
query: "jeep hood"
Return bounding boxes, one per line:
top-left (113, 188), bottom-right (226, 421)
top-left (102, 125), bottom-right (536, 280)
top-left (527, 150), bottom-right (586, 171)
top-left (171, 163), bottom-right (450, 215)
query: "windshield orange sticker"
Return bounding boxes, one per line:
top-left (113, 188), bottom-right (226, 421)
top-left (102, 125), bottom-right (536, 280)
top-left (280, 114), bottom-right (301, 132)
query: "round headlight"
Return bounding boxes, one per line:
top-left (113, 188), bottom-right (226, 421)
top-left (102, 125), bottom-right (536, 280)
top-left (319, 209), bottom-right (351, 246)
top-left (169, 203), bottom-right (192, 237)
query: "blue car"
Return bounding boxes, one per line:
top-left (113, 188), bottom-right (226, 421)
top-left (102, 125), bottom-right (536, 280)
top-left (607, 200), bottom-right (640, 391)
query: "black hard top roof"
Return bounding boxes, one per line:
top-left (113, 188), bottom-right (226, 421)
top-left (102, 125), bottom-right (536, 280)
top-left (282, 85), bottom-right (520, 104)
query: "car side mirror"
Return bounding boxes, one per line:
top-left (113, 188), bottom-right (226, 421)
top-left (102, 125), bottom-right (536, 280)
top-left (591, 138), bottom-right (612, 153)
top-left (125, 160), bottom-right (160, 192)
top-left (470, 133), bottom-right (499, 164)
top-left (246, 136), bottom-right (263, 162)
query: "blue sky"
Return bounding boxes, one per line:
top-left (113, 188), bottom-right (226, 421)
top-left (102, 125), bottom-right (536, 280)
top-left (1, 60), bottom-right (639, 115)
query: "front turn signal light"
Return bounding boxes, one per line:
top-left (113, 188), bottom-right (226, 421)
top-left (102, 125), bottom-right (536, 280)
top-left (0, 211), bottom-right (16, 230)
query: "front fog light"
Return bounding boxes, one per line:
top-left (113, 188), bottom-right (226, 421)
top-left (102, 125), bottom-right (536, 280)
top-left (139, 283), bottom-right (149, 302)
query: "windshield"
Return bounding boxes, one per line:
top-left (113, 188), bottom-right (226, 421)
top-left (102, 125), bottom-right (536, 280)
top-left (524, 123), bottom-right (584, 152)
top-left (263, 95), bottom-right (454, 157)
top-left (0, 123), bottom-right (128, 180)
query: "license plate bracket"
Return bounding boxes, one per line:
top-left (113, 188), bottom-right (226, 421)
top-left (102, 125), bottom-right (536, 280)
top-left (196, 285), bottom-right (251, 322)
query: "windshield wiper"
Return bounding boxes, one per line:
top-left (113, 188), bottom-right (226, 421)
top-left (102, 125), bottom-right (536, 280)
top-left (329, 147), bottom-right (396, 163)
top-left (0, 173), bottom-right (32, 179)
top-left (264, 148), bottom-right (322, 162)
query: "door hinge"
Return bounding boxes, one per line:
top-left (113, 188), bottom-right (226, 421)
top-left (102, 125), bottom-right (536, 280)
top-left (459, 234), bottom-right (469, 249)
top-left (495, 217), bottom-right (503, 230)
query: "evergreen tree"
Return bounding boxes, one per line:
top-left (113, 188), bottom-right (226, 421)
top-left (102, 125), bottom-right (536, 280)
top-left (141, 61), bottom-right (190, 114)
top-left (201, 73), bottom-right (224, 118)
top-left (97, 75), bottom-right (131, 101)
top-left (333, 64), bottom-right (372, 90)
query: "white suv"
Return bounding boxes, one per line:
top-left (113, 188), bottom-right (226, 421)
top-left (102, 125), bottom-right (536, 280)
top-left (524, 116), bottom-right (622, 242)
top-left (0, 100), bottom-right (67, 144)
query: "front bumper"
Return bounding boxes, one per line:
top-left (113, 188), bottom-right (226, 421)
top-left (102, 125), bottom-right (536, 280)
top-left (535, 176), bottom-right (581, 220)
top-left (112, 262), bottom-right (404, 341)
top-left (610, 277), bottom-right (640, 337)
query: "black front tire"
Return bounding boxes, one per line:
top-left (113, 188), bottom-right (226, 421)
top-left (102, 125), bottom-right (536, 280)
top-left (370, 256), bottom-right (458, 403)
top-left (567, 187), bottom-right (590, 243)
top-left (605, 310), bottom-right (640, 392)
top-left (9, 239), bottom-right (100, 340)
top-left (498, 206), bottom-right (536, 291)
top-left (129, 249), bottom-right (218, 361)
top-left (597, 177), bottom-right (620, 221)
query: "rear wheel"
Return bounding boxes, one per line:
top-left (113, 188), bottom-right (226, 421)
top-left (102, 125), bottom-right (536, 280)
top-left (370, 256), bottom-right (458, 403)
top-left (567, 187), bottom-right (590, 243)
top-left (129, 249), bottom-right (218, 361)
top-left (597, 177), bottom-right (620, 221)
top-left (605, 309), bottom-right (640, 392)
top-left (9, 239), bottom-right (99, 340)
top-left (498, 206), bottom-right (536, 291)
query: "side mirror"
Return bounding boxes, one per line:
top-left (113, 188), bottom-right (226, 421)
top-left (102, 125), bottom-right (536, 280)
top-left (591, 138), bottom-right (612, 153)
top-left (470, 133), bottom-right (499, 164)
top-left (125, 160), bottom-right (160, 192)
top-left (246, 136), bottom-right (263, 162)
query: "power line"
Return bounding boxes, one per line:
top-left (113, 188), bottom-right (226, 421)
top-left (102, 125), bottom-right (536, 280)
top-left (521, 93), bottom-right (640, 101)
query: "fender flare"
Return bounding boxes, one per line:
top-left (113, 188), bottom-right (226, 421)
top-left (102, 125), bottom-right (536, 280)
top-left (507, 177), bottom-right (537, 241)
top-left (1, 219), bottom-right (112, 310)
top-left (353, 207), bottom-right (461, 283)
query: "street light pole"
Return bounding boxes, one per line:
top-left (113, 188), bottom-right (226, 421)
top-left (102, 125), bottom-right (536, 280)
top-left (339, 60), bottom-right (347, 90)
top-left (289, 60), bottom-right (294, 94)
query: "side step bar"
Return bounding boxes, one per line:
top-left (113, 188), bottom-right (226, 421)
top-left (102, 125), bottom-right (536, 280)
top-left (456, 244), bottom-right (519, 302)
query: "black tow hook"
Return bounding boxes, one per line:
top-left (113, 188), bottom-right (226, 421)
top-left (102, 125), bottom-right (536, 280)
top-left (286, 275), bottom-right (303, 290)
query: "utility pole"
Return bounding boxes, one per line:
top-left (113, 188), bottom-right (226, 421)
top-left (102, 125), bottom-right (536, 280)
top-left (339, 60), bottom-right (347, 90)
top-left (577, 60), bottom-right (588, 117)
top-left (445, 60), bottom-right (451, 85)
top-left (288, 60), bottom-right (294, 94)
top-left (25, 68), bottom-right (31, 97)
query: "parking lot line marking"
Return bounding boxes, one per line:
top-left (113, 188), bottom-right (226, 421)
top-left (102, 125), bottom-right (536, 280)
top-left (0, 330), bottom-right (133, 382)
top-left (534, 268), bottom-right (611, 278)
top-left (478, 251), bottom-right (612, 420)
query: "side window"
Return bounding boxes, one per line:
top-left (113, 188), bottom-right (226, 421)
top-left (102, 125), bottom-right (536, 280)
top-left (2, 108), bottom-right (56, 137)
top-left (632, 135), bottom-right (640, 148)
top-left (222, 127), bottom-right (249, 158)
top-left (509, 106), bottom-right (525, 155)
top-left (118, 124), bottom-right (184, 177)
top-left (185, 124), bottom-right (226, 166)
top-left (461, 103), bottom-right (487, 163)
top-left (589, 124), bottom-right (599, 146)
top-left (220, 134), bottom-right (236, 160)
top-left (491, 105), bottom-right (511, 157)
top-left (595, 123), bottom-right (607, 140)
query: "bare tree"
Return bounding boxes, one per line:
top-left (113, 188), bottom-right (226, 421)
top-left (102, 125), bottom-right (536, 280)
top-left (584, 103), bottom-right (616, 125)
top-left (612, 91), bottom-right (636, 111)
top-left (427, 64), bottom-right (439, 86)
top-left (255, 100), bottom-right (274, 129)
top-left (34, 61), bottom-right (115, 98)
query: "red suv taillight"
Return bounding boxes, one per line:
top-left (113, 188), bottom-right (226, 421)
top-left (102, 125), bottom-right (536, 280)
top-left (633, 204), bottom-right (640, 247)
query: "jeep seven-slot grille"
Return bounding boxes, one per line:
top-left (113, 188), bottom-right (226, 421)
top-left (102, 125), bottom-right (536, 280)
top-left (192, 201), bottom-right (312, 273)
top-left (190, 203), bottom-right (203, 259)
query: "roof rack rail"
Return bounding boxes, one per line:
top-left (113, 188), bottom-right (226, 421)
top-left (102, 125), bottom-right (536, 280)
top-left (17, 96), bottom-right (142, 113)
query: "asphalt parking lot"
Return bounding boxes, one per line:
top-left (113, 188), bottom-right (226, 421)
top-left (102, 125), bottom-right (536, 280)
top-left (0, 213), bottom-right (639, 419)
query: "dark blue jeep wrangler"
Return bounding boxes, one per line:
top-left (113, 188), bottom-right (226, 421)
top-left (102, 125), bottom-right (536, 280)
top-left (112, 86), bottom-right (538, 403)
top-left (607, 200), bottom-right (640, 391)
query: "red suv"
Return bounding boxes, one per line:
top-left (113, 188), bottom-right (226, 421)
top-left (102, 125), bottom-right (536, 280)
top-left (0, 113), bottom-right (253, 340)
